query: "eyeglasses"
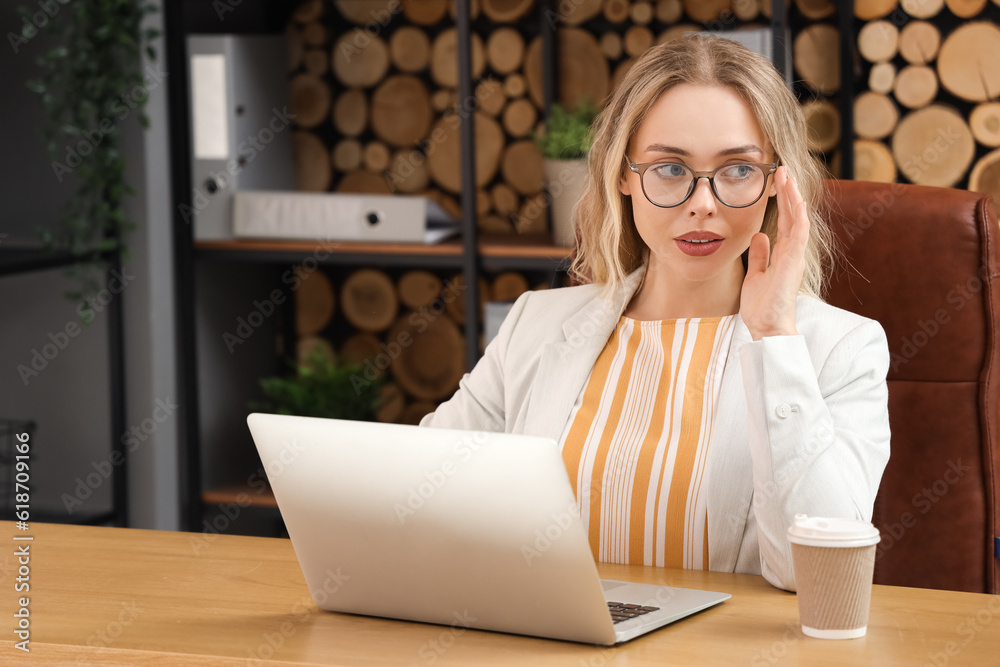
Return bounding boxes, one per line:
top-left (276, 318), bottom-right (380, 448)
top-left (626, 158), bottom-right (779, 208)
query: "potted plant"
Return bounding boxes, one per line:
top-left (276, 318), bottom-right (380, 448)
top-left (20, 0), bottom-right (159, 308)
top-left (250, 348), bottom-right (385, 421)
top-left (534, 101), bottom-right (598, 247)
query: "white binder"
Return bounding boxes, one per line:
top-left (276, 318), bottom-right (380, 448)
top-left (186, 35), bottom-right (295, 240)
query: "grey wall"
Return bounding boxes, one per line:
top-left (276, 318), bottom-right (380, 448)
top-left (0, 0), bottom-right (179, 528)
top-left (1, 3), bottom-right (71, 243)
top-left (118, 2), bottom-right (181, 530)
top-left (0, 269), bottom-right (113, 516)
top-left (0, 0), bottom-right (112, 517)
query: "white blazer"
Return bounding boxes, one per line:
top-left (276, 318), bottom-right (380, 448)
top-left (421, 269), bottom-right (891, 590)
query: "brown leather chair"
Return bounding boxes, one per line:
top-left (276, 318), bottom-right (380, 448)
top-left (823, 179), bottom-right (1000, 594)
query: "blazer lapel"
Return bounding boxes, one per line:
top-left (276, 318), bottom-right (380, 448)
top-left (707, 314), bottom-right (754, 573)
top-left (524, 337), bottom-right (609, 441)
top-left (523, 271), bottom-right (643, 440)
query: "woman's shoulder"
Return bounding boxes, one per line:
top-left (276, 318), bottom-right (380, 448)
top-left (514, 281), bottom-right (610, 315)
top-left (794, 294), bottom-right (887, 344)
top-left (497, 281), bottom-right (618, 344)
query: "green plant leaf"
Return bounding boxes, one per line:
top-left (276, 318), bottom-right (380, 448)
top-left (535, 101), bottom-right (599, 160)
top-left (251, 349), bottom-right (386, 422)
top-left (21, 0), bottom-right (157, 306)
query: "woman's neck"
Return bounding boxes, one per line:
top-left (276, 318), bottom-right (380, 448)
top-left (623, 258), bottom-right (744, 321)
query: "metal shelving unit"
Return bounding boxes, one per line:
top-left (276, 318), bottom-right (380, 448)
top-left (193, 237), bottom-right (571, 272)
top-left (837, 2), bottom-right (855, 180)
top-left (165, 0), bottom-right (566, 531)
top-left (0, 248), bottom-right (128, 527)
top-left (0, 249), bottom-right (81, 277)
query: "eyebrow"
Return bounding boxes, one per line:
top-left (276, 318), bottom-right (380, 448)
top-left (644, 143), bottom-right (765, 157)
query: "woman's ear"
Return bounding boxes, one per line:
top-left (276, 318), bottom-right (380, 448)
top-left (619, 173), bottom-right (632, 197)
top-left (767, 160), bottom-right (780, 197)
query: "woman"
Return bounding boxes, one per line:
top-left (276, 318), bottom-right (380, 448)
top-left (421, 34), bottom-right (890, 592)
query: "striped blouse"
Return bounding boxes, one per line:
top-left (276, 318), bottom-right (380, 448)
top-left (559, 314), bottom-right (737, 569)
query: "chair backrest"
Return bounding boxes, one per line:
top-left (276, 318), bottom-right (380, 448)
top-left (822, 179), bottom-right (1000, 594)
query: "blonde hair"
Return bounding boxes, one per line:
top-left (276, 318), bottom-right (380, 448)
top-left (570, 33), bottom-right (836, 300)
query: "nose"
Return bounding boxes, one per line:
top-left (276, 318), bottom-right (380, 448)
top-left (687, 176), bottom-right (717, 216)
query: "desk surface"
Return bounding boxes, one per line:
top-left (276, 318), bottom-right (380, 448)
top-left (2, 521), bottom-right (998, 665)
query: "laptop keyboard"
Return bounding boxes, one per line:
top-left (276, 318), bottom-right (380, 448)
top-left (607, 602), bottom-right (660, 624)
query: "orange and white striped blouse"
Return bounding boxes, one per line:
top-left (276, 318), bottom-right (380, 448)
top-left (559, 314), bottom-right (737, 570)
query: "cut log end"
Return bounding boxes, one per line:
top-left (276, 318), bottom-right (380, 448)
top-left (296, 269), bottom-right (335, 336)
top-left (341, 269), bottom-right (399, 333)
top-left (892, 105), bottom-right (975, 187)
top-left (801, 99), bottom-right (842, 152)
top-left (793, 24), bottom-right (840, 93)
top-left (398, 270), bottom-right (444, 310)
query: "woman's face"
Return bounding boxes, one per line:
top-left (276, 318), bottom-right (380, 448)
top-left (620, 83), bottom-right (776, 288)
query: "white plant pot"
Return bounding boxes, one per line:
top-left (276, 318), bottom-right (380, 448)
top-left (543, 158), bottom-right (588, 247)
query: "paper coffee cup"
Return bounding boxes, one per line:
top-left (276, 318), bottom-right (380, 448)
top-left (787, 514), bottom-right (880, 639)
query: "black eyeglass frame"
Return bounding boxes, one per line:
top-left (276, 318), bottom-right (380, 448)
top-left (625, 158), bottom-right (780, 209)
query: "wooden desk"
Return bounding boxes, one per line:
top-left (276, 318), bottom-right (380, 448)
top-left (2, 522), bottom-right (998, 665)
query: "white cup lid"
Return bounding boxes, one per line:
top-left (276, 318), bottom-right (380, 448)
top-left (786, 514), bottom-right (881, 548)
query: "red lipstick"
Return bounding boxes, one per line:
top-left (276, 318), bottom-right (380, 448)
top-left (675, 231), bottom-right (723, 257)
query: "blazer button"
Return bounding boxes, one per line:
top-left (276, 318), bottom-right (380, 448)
top-left (775, 403), bottom-right (792, 418)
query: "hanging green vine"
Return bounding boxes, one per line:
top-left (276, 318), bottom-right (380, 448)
top-left (20, 0), bottom-right (160, 309)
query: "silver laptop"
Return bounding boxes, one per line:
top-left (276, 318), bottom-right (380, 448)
top-left (246, 413), bottom-right (731, 645)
